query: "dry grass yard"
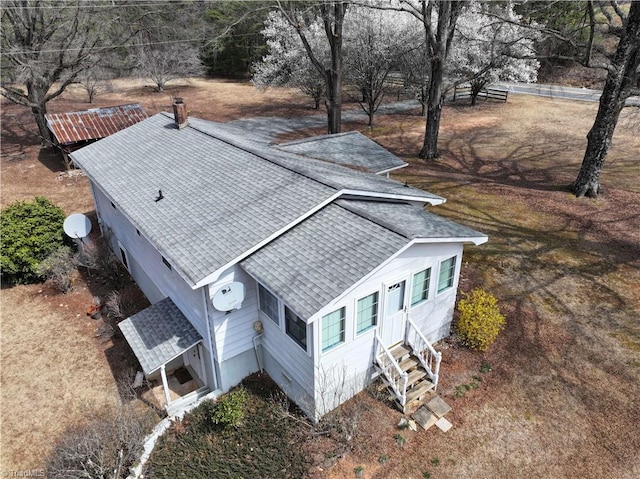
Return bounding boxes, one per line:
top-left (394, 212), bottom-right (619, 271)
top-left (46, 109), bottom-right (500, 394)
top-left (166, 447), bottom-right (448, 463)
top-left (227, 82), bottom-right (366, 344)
top-left (1, 78), bottom-right (639, 478)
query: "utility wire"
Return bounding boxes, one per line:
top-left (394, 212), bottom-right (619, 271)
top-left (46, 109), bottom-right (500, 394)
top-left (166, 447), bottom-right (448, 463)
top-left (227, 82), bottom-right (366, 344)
top-left (1, 38), bottom-right (207, 56)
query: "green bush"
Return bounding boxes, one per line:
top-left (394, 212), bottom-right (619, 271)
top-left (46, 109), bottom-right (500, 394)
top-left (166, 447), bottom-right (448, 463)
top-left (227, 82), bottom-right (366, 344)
top-left (456, 288), bottom-right (506, 351)
top-left (211, 388), bottom-right (248, 428)
top-left (1, 197), bottom-right (67, 285)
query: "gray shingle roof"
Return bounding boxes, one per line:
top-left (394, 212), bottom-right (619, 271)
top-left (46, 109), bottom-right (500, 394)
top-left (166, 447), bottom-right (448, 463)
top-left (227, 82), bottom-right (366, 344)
top-left (71, 113), bottom-right (444, 287)
top-left (277, 131), bottom-right (408, 174)
top-left (336, 199), bottom-right (488, 242)
top-left (242, 200), bottom-right (487, 319)
top-left (241, 203), bottom-right (408, 319)
top-left (118, 297), bottom-right (202, 375)
top-left (71, 114), bottom-right (336, 285)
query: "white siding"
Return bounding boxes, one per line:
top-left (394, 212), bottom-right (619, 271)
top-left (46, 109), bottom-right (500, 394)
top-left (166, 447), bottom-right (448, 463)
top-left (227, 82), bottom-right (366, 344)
top-left (91, 183), bottom-right (207, 337)
top-left (311, 242), bottom-right (465, 415)
top-left (208, 266), bottom-right (260, 363)
top-left (208, 265), bottom-right (315, 400)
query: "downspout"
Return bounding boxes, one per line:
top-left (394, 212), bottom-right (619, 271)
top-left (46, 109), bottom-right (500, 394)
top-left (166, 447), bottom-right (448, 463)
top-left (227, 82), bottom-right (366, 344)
top-left (252, 321), bottom-right (264, 372)
top-left (201, 288), bottom-right (221, 391)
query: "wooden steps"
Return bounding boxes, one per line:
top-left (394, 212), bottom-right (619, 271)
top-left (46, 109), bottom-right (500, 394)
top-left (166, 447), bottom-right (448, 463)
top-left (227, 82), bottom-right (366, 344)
top-left (378, 343), bottom-right (436, 413)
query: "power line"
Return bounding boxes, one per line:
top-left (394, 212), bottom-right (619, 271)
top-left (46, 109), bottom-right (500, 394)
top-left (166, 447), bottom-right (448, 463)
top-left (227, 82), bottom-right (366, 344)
top-left (0, 1), bottom-right (214, 10)
top-left (0, 38), bottom-right (206, 56)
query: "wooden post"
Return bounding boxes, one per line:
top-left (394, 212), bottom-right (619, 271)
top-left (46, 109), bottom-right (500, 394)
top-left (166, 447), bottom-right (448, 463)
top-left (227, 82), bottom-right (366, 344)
top-left (160, 364), bottom-right (171, 409)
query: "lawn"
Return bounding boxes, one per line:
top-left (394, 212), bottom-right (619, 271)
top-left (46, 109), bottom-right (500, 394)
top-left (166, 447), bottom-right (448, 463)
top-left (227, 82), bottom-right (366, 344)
top-left (1, 78), bottom-right (639, 478)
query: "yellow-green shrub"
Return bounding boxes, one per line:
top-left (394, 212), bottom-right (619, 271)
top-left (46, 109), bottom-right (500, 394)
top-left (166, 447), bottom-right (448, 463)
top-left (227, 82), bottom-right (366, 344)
top-left (456, 288), bottom-right (506, 351)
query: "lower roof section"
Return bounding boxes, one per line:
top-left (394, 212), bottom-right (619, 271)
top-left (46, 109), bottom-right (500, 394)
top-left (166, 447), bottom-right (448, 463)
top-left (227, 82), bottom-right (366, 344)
top-left (118, 297), bottom-right (202, 376)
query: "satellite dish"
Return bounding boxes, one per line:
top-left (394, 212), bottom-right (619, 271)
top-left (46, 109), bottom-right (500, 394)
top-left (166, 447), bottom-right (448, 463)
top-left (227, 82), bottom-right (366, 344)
top-left (212, 282), bottom-right (245, 312)
top-left (63, 213), bottom-right (92, 239)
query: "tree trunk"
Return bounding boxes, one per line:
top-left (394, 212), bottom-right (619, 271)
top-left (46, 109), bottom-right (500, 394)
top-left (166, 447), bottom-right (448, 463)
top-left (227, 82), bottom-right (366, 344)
top-left (27, 82), bottom-right (52, 145)
top-left (326, 67), bottom-right (342, 134)
top-left (418, 0), bottom-right (461, 159)
top-left (570, 2), bottom-right (640, 198)
top-left (325, 1), bottom-right (344, 134)
top-left (419, 57), bottom-right (444, 159)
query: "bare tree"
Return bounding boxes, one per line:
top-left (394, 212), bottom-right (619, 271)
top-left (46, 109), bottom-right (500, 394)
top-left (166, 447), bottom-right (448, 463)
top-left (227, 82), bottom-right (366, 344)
top-left (1, 1), bottom-right (116, 144)
top-left (46, 403), bottom-right (154, 479)
top-left (136, 44), bottom-right (204, 92)
top-left (277, 0), bottom-right (348, 134)
top-left (77, 66), bottom-right (112, 104)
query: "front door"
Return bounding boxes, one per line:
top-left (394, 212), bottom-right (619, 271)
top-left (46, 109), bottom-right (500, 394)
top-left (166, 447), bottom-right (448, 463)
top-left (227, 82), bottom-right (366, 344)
top-left (185, 343), bottom-right (205, 387)
top-left (382, 280), bottom-right (407, 347)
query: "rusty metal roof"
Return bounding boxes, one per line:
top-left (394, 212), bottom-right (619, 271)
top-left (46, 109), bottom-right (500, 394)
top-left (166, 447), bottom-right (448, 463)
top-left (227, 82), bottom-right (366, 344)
top-left (45, 103), bottom-right (148, 145)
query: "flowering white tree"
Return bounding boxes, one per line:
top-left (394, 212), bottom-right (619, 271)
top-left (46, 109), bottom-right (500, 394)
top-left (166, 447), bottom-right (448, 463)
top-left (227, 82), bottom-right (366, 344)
top-left (253, 6), bottom-right (415, 125)
top-left (252, 11), bottom-right (327, 110)
top-left (449, 2), bottom-right (540, 105)
top-left (344, 6), bottom-right (414, 126)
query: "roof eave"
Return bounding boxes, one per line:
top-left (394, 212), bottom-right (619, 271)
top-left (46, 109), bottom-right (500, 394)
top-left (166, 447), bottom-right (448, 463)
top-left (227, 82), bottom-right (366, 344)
top-left (375, 163), bottom-right (409, 175)
top-left (340, 189), bottom-right (446, 206)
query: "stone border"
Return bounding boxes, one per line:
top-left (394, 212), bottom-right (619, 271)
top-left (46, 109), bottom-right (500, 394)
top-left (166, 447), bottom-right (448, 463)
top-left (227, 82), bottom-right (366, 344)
top-left (127, 389), bottom-right (222, 479)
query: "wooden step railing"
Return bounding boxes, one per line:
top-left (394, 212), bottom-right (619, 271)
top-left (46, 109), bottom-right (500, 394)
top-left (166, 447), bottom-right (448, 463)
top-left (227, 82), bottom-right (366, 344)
top-left (405, 317), bottom-right (442, 390)
top-left (374, 333), bottom-right (408, 408)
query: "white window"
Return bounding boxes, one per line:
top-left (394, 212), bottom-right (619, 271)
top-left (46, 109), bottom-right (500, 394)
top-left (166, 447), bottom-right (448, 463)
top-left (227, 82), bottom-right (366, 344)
top-left (356, 292), bottom-right (378, 333)
top-left (437, 256), bottom-right (457, 293)
top-left (285, 306), bottom-right (306, 351)
top-left (411, 268), bottom-right (431, 305)
top-left (322, 307), bottom-right (345, 351)
top-left (258, 284), bottom-right (279, 324)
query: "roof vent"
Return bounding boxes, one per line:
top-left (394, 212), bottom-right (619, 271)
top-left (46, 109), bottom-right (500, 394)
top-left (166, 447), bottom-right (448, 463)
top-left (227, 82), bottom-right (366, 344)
top-left (172, 97), bottom-right (188, 129)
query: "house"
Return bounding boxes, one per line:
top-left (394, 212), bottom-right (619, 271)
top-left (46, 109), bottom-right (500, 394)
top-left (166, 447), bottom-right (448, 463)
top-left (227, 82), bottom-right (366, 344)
top-left (45, 103), bottom-right (147, 169)
top-left (70, 99), bottom-right (487, 420)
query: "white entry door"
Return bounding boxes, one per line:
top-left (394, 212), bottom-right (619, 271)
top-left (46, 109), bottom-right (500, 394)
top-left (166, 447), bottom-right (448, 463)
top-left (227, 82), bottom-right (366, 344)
top-left (185, 343), bottom-right (205, 387)
top-left (382, 280), bottom-right (407, 347)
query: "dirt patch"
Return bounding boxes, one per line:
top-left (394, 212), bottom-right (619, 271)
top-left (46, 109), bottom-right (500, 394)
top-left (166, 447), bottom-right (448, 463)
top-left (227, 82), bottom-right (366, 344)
top-left (2, 78), bottom-right (639, 478)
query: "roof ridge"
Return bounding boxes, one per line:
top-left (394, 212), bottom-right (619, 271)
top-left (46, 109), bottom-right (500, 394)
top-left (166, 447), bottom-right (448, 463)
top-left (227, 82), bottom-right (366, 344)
top-left (172, 114), bottom-right (433, 202)
top-left (335, 199), bottom-right (413, 240)
top-left (277, 130), bottom-right (358, 147)
top-left (163, 112), bottom-right (343, 193)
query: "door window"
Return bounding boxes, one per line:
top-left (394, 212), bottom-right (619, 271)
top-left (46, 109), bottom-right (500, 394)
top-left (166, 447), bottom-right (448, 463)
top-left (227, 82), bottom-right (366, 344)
top-left (385, 281), bottom-right (405, 317)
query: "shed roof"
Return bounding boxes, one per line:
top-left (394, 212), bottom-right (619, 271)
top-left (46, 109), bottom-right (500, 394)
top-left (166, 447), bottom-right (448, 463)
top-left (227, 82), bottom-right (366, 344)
top-left (71, 113), bottom-right (445, 287)
top-left (118, 297), bottom-right (202, 375)
top-left (277, 131), bottom-right (408, 175)
top-left (45, 103), bottom-right (148, 145)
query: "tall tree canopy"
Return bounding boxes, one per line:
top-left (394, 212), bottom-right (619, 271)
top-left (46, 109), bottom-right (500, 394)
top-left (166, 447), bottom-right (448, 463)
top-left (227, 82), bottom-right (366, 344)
top-left (1, 0), bottom-right (116, 143)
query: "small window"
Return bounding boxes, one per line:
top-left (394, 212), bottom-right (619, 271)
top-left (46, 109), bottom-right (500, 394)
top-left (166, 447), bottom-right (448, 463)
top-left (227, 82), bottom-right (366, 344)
top-left (162, 256), bottom-right (172, 270)
top-left (322, 307), bottom-right (345, 351)
top-left (356, 292), bottom-right (378, 333)
top-left (118, 244), bottom-right (129, 271)
top-left (285, 306), bottom-right (306, 351)
top-left (411, 268), bottom-right (431, 305)
top-left (437, 256), bottom-right (457, 293)
top-left (258, 284), bottom-right (279, 324)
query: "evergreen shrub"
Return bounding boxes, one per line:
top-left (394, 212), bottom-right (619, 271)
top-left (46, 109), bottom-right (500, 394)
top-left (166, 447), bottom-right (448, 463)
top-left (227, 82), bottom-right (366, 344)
top-left (1, 197), bottom-right (67, 284)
